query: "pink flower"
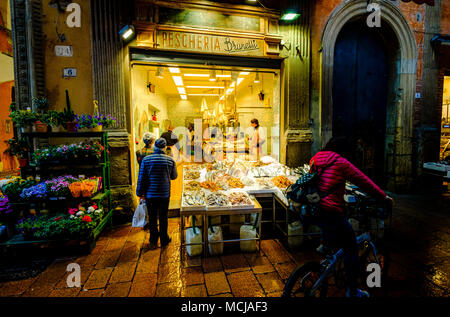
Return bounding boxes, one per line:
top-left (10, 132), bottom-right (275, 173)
top-left (68, 208), bottom-right (77, 215)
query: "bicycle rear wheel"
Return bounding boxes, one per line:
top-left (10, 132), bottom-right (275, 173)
top-left (282, 262), bottom-right (328, 298)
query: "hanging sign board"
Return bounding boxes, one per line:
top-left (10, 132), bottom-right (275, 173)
top-left (156, 30), bottom-right (265, 56)
top-left (55, 45), bottom-right (73, 57)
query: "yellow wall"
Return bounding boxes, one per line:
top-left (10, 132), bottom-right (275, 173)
top-left (42, 1), bottom-right (93, 114)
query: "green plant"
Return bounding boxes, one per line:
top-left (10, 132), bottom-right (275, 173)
top-left (61, 107), bottom-right (75, 123)
top-left (1, 177), bottom-right (36, 201)
top-left (32, 97), bottom-right (49, 113)
top-left (9, 110), bottom-right (40, 127)
top-left (4, 138), bottom-right (31, 158)
top-left (43, 110), bottom-right (64, 126)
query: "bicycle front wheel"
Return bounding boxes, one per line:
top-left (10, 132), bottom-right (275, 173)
top-left (282, 262), bottom-right (328, 298)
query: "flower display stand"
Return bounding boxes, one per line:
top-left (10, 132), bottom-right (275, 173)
top-left (0, 131), bottom-right (112, 254)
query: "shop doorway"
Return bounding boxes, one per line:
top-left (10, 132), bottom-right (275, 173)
top-left (332, 20), bottom-right (390, 187)
top-left (129, 52), bottom-right (281, 202)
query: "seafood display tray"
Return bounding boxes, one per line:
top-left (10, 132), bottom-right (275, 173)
top-left (181, 203), bottom-right (207, 211)
top-left (228, 203), bottom-right (255, 210)
top-left (206, 204), bottom-right (232, 211)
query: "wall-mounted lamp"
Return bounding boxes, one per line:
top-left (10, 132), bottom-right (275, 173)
top-left (209, 69), bottom-right (217, 81)
top-left (281, 7), bottom-right (300, 22)
top-left (156, 67), bottom-right (164, 78)
top-left (119, 25), bottom-right (136, 42)
top-left (279, 40), bottom-right (291, 51)
top-left (254, 72), bottom-right (260, 83)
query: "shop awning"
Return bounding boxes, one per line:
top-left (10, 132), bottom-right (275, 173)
top-left (398, 0), bottom-right (434, 5)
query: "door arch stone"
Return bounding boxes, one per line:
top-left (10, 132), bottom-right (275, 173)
top-left (320, 0), bottom-right (417, 191)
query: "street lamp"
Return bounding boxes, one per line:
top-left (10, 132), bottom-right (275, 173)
top-left (119, 25), bottom-right (136, 42)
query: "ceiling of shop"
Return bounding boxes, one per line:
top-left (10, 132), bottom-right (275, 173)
top-left (148, 66), bottom-right (255, 101)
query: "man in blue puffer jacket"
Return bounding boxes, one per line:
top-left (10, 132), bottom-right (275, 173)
top-left (137, 138), bottom-right (178, 249)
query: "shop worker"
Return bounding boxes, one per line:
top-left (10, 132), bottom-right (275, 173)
top-left (136, 138), bottom-right (178, 249)
top-left (136, 132), bottom-right (156, 166)
top-left (161, 125), bottom-right (181, 159)
top-left (249, 118), bottom-right (266, 160)
top-left (308, 136), bottom-right (394, 298)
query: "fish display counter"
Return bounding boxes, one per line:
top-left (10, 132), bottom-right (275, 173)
top-left (179, 156), bottom-right (304, 257)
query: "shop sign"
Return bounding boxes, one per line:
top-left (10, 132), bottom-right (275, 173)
top-left (156, 31), bottom-right (264, 56)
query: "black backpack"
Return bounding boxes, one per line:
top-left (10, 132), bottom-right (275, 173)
top-left (286, 159), bottom-right (338, 216)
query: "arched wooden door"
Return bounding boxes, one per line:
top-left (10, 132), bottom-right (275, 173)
top-left (332, 21), bottom-right (388, 186)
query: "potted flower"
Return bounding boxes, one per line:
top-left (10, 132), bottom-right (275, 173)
top-left (33, 98), bottom-right (50, 132)
top-left (20, 183), bottom-right (48, 201)
top-left (62, 106), bottom-right (76, 132)
top-left (1, 177), bottom-right (36, 202)
top-left (43, 110), bottom-right (64, 132)
top-left (9, 109), bottom-right (40, 133)
top-left (4, 138), bottom-right (31, 167)
top-left (98, 114), bottom-right (118, 130)
top-left (75, 114), bottom-right (93, 132)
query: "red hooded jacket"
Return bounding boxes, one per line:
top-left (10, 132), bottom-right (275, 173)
top-left (309, 151), bottom-right (386, 213)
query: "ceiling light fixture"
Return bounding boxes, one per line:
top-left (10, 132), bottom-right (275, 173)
top-left (180, 95), bottom-right (187, 100)
top-left (240, 72), bottom-right (250, 75)
top-left (177, 87), bottom-right (186, 94)
top-left (169, 67), bottom-right (180, 73)
top-left (186, 86), bottom-right (225, 89)
top-left (237, 78), bottom-right (244, 86)
top-left (184, 74), bottom-right (209, 77)
top-left (172, 76), bottom-right (183, 86)
top-left (188, 93), bottom-right (220, 96)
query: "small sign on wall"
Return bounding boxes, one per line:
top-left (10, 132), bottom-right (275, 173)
top-left (55, 45), bottom-right (73, 57)
top-left (63, 68), bottom-right (77, 78)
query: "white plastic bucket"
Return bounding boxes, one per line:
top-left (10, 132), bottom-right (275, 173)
top-left (288, 221), bottom-right (303, 248)
top-left (186, 227), bottom-right (203, 257)
top-left (240, 225), bottom-right (257, 253)
top-left (208, 226), bottom-right (224, 255)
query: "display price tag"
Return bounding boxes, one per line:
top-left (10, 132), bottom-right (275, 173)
top-left (79, 175), bottom-right (85, 180)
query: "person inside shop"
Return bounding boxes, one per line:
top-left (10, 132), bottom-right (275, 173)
top-left (136, 132), bottom-right (156, 166)
top-left (307, 136), bottom-right (394, 298)
top-left (136, 138), bottom-right (178, 249)
top-left (249, 118), bottom-right (266, 160)
top-left (161, 125), bottom-right (181, 160)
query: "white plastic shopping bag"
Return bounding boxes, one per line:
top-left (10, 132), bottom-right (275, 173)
top-left (132, 199), bottom-right (148, 228)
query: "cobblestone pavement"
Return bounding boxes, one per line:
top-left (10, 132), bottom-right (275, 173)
top-left (0, 194), bottom-right (448, 298)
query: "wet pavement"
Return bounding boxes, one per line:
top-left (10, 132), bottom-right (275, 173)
top-left (0, 193), bottom-right (448, 298)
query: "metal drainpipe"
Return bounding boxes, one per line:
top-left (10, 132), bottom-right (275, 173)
top-left (25, 0), bottom-right (36, 109)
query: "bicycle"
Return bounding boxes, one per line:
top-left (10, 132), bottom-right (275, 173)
top-left (282, 196), bottom-right (392, 297)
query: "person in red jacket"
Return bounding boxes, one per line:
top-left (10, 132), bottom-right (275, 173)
top-left (309, 137), bottom-right (394, 297)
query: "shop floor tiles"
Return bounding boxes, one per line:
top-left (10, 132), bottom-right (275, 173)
top-left (0, 193), bottom-right (449, 297)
